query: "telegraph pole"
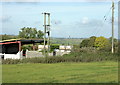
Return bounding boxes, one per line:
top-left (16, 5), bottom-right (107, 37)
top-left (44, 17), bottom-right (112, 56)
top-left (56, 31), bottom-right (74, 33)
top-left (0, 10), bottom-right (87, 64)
top-left (112, 1), bottom-right (114, 53)
top-left (46, 13), bottom-right (50, 55)
top-left (43, 13), bottom-right (47, 57)
top-left (48, 13), bottom-right (50, 52)
top-left (42, 12), bottom-right (51, 58)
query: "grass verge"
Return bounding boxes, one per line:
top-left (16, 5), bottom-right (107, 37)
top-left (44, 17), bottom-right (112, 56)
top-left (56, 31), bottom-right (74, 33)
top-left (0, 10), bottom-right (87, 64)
top-left (2, 61), bottom-right (118, 83)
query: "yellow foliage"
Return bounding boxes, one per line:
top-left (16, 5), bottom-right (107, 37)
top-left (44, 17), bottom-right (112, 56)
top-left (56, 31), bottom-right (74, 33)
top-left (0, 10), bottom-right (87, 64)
top-left (94, 36), bottom-right (110, 49)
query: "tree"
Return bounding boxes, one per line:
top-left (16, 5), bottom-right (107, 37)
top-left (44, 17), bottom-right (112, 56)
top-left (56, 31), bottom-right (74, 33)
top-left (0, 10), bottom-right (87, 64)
top-left (88, 36), bottom-right (96, 47)
top-left (80, 36), bottom-right (96, 48)
top-left (37, 30), bottom-right (44, 39)
top-left (19, 27), bottom-right (44, 39)
top-left (109, 37), bottom-right (118, 47)
top-left (1, 34), bottom-right (18, 40)
top-left (80, 39), bottom-right (90, 48)
top-left (94, 36), bottom-right (110, 50)
top-left (109, 37), bottom-right (117, 43)
top-left (109, 37), bottom-right (118, 52)
top-left (2, 34), bottom-right (9, 40)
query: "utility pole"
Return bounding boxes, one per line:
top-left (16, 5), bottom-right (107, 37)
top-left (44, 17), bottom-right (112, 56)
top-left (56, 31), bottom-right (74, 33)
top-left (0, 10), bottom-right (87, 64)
top-left (112, 1), bottom-right (114, 53)
top-left (47, 13), bottom-right (50, 52)
top-left (43, 13), bottom-right (46, 57)
top-left (42, 12), bottom-right (51, 59)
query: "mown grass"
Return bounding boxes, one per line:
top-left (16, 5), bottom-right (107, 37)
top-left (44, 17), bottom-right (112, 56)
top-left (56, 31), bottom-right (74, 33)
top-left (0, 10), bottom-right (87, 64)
top-left (2, 61), bottom-right (118, 83)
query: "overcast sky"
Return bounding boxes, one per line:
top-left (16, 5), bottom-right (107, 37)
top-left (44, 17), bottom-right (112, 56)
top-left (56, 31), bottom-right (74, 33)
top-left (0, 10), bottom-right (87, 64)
top-left (0, 1), bottom-right (118, 38)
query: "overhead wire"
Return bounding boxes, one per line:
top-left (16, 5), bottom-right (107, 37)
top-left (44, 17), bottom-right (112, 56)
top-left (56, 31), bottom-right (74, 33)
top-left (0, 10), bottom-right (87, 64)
top-left (93, 5), bottom-right (112, 37)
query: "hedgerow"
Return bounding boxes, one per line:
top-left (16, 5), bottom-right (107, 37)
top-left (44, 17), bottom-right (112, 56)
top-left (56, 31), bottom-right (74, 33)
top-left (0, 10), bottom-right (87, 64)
top-left (2, 51), bottom-right (118, 64)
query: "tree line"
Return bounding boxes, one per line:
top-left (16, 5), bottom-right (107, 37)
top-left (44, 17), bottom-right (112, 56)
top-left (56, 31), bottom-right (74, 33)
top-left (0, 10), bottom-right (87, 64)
top-left (1, 27), bottom-right (44, 40)
top-left (80, 36), bottom-right (118, 52)
top-left (1, 27), bottom-right (118, 53)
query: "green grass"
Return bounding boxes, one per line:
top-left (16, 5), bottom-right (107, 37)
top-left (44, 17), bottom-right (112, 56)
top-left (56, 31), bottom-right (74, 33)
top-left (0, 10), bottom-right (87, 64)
top-left (2, 61), bottom-right (118, 83)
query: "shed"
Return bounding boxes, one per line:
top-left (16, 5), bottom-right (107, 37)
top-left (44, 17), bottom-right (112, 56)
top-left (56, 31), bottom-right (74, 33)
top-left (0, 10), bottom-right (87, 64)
top-left (0, 39), bottom-right (45, 59)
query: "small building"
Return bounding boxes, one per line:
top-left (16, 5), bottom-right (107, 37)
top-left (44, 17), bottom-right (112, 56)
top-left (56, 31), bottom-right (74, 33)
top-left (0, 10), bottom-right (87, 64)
top-left (38, 45), bottom-right (48, 51)
top-left (54, 45), bottom-right (73, 56)
top-left (37, 45), bottom-right (73, 56)
top-left (59, 45), bottom-right (73, 52)
top-left (0, 39), bottom-right (44, 59)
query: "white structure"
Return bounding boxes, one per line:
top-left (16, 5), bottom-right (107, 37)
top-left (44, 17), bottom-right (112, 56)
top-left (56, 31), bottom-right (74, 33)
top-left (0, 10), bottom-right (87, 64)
top-left (0, 51), bottom-right (23, 59)
top-left (59, 45), bottom-right (72, 50)
top-left (38, 45), bottom-right (48, 51)
top-left (54, 45), bottom-right (73, 56)
top-left (66, 46), bottom-right (72, 50)
top-left (56, 45), bottom-right (73, 50)
top-left (0, 39), bottom-right (45, 59)
top-left (59, 45), bottom-right (66, 50)
top-left (26, 50), bottom-right (44, 58)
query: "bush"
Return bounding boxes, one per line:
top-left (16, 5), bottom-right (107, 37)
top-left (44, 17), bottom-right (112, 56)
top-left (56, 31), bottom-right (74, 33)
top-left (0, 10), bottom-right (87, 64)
top-left (2, 52), bottom-right (118, 64)
top-left (2, 59), bottom-right (20, 64)
top-left (50, 44), bottom-right (60, 52)
top-left (72, 47), bottom-right (97, 53)
top-left (22, 45), bottom-right (33, 51)
top-left (21, 57), bottom-right (46, 63)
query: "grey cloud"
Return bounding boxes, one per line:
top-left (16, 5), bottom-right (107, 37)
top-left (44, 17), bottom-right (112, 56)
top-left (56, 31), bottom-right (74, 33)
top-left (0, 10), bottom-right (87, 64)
top-left (107, 17), bottom-right (118, 25)
top-left (51, 20), bottom-right (62, 25)
top-left (85, 0), bottom-right (118, 2)
top-left (3, 2), bottom-right (39, 5)
top-left (0, 16), bottom-right (12, 23)
top-left (1, 0), bottom-right (39, 2)
top-left (1, 0), bottom-right (117, 2)
top-left (34, 21), bottom-right (41, 24)
top-left (75, 19), bottom-right (104, 28)
top-left (21, 20), bottom-right (26, 23)
top-left (114, 17), bottom-right (118, 25)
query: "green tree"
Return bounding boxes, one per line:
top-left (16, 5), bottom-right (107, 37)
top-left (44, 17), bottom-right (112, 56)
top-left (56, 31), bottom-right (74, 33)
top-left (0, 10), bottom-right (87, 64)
top-left (1, 34), bottom-right (18, 40)
top-left (80, 36), bottom-right (97, 48)
top-left (37, 30), bottom-right (44, 39)
top-left (19, 27), bottom-right (44, 39)
top-left (109, 37), bottom-right (118, 52)
top-left (50, 44), bottom-right (60, 52)
top-left (30, 28), bottom-right (37, 38)
top-left (88, 36), bottom-right (96, 47)
top-left (1, 34), bottom-right (9, 40)
top-left (109, 37), bottom-right (118, 47)
top-left (80, 39), bottom-right (90, 48)
top-left (94, 36), bottom-right (110, 50)
top-left (109, 37), bottom-right (117, 43)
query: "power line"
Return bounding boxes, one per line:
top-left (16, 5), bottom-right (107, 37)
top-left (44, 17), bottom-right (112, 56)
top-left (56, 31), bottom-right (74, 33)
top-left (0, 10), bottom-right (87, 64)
top-left (103, 7), bottom-right (112, 21)
top-left (93, 1), bottom-right (115, 53)
top-left (94, 5), bottom-right (112, 37)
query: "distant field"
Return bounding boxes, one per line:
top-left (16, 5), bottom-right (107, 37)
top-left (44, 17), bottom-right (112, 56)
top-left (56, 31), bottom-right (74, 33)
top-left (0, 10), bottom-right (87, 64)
top-left (2, 61), bottom-right (118, 83)
top-left (51, 38), bottom-right (84, 45)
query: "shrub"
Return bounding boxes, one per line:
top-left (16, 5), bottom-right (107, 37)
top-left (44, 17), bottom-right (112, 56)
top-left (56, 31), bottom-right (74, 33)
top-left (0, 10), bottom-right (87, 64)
top-left (2, 59), bottom-right (20, 64)
top-left (2, 52), bottom-right (118, 64)
top-left (50, 44), bottom-right (60, 52)
top-left (21, 57), bottom-right (46, 63)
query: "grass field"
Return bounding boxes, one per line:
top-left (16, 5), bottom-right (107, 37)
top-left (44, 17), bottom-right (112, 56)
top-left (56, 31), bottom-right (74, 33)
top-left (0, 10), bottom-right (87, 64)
top-left (2, 61), bottom-right (118, 83)
top-left (51, 38), bottom-right (84, 45)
